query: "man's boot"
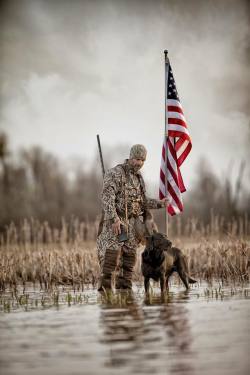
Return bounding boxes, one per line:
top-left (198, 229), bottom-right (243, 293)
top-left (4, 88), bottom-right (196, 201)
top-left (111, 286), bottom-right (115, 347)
top-left (116, 247), bottom-right (136, 290)
top-left (98, 248), bottom-right (120, 291)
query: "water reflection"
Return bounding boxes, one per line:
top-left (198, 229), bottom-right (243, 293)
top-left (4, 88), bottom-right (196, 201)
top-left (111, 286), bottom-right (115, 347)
top-left (99, 291), bottom-right (196, 374)
top-left (1, 285), bottom-right (249, 375)
top-left (99, 293), bottom-right (144, 368)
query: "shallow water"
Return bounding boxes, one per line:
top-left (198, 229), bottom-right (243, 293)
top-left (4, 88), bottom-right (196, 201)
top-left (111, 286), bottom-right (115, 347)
top-left (0, 284), bottom-right (249, 375)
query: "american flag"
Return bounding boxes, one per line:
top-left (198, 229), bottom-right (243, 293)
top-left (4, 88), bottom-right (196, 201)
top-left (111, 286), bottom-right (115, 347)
top-left (159, 61), bottom-right (192, 216)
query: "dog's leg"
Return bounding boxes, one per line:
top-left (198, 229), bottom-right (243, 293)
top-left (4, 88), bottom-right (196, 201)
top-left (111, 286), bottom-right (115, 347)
top-left (144, 277), bottom-right (150, 294)
top-left (174, 253), bottom-right (190, 290)
top-left (165, 267), bottom-right (175, 291)
top-left (180, 257), bottom-right (197, 285)
top-left (178, 270), bottom-right (189, 289)
top-left (165, 274), bottom-right (171, 291)
top-left (160, 275), bottom-right (166, 294)
top-left (165, 277), bottom-right (169, 291)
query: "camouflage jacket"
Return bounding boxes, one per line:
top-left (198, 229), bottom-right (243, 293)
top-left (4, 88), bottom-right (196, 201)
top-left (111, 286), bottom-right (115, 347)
top-left (101, 161), bottom-right (164, 222)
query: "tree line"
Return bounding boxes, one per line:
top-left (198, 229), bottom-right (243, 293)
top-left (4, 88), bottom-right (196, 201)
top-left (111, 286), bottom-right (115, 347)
top-left (0, 133), bottom-right (101, 231)
top-left (0, 132), bottom-right (249, 237)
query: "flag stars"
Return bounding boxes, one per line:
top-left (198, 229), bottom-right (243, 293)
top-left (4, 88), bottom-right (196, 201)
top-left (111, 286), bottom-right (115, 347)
top-left (167, 65), bottom-right (180, 100)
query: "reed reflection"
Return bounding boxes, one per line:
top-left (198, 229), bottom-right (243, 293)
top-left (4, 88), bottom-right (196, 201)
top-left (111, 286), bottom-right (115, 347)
top-left (99, 291), bottom-right (144, 368)
top-left (99, 290), bottom-right (196, 374)
top-left (143, 291), bottom-right (195, 375)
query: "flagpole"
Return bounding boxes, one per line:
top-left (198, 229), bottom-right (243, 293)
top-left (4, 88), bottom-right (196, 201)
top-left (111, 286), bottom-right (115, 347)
top-left (164, 50), bottom-right (169, 237)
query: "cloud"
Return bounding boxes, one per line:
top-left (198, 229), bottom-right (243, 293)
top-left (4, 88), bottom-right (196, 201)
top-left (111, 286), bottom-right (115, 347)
top-left (0, 0), bottom-right (249, 190)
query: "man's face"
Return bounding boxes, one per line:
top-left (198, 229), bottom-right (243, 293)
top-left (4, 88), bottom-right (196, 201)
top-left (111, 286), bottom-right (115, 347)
top-left (129, 158), bottom-right (145, 172)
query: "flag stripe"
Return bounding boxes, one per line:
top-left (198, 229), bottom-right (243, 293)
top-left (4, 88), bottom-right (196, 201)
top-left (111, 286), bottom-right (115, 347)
top-left (177, 142), bottom-right (192, 166)
top-left (168, 105), bottom-right (184, 115)
top-left (167, 99), bottom-right (183, 107)
top-left (168, 129), bottom-right (190, 139)
top-left (168, 182), bottom-right (183, 212)
top-left (168, 112), bottom-right (186, 123)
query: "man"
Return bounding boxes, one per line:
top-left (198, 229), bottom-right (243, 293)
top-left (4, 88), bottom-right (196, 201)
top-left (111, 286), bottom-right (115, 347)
top-left (97, 144), bottom-right (167, 291)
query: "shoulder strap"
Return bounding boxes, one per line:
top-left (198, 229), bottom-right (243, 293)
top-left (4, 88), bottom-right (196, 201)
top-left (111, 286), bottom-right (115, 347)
top-left (137, 172), bottom-right (146, 194)
top-left (119, 163), bottom-right (150, 222)
top-left (116, 164), bottom-right (128, 225)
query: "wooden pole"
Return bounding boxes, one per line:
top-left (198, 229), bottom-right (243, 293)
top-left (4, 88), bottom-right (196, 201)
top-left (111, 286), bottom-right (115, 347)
top-left (164, 50), bottom-right (169, 237)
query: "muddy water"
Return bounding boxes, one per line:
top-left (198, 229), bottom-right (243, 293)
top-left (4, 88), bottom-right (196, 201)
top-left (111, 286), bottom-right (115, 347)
top-left (0, 284), bottom-right (249, 375)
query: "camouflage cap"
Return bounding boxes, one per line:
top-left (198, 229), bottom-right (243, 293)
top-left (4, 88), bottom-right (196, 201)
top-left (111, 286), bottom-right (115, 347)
top-left (129, 144), bottom-right (147, 160)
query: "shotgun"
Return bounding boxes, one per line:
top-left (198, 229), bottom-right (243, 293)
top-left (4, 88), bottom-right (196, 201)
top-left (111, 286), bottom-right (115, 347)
top-left (96, 135), bottom-right (128, 242)
top-left (96, 134), bottom-right (105, 178)
top-left (96, 134), bottom-right (105, 236)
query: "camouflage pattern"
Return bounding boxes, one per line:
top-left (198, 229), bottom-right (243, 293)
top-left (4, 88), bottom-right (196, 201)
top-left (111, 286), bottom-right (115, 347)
top-left (129, 144), bottom-right (147, 160)
top-left (97, 160), bottom-right (165, 279)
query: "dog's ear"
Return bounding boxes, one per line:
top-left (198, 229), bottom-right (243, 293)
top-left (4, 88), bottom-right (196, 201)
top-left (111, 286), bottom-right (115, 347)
top-left (145, 235), bottom-right (154, 252)
top-left (142, 248), bottom-right (150, 262)
top-left (156, 249), bottom-right (165, 263)
top-left (145, 235), bottom-right (151, 246)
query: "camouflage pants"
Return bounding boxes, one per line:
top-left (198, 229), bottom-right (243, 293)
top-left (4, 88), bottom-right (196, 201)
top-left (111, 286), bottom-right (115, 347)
top-left (96, 217), bottom-right (141, 289)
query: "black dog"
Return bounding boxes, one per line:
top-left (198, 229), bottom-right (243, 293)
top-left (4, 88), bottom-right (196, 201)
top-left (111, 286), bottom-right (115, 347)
top-left (141, 232), bottom-right (197, 293)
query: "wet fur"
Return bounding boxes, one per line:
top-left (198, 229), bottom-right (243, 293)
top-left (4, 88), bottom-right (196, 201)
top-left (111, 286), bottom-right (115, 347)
top-left (141, 233), bottom-right (197, 293)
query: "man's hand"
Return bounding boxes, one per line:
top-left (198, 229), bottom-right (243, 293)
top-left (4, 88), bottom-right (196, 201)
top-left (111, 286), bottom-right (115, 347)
top-left (161, 197), bottom-right (170, 207)
top-left (112, 218), bottom-right (122, 235)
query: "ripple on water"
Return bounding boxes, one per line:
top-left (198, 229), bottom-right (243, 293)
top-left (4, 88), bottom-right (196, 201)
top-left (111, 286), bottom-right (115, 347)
top-left (0, 283), bottom-right (249, 375)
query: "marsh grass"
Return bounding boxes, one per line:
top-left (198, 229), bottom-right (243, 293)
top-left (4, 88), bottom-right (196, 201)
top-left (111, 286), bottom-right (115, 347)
top-left (0, 233), bottom-right (249, 293)
top-left (0, 287), bottom-right (93, 312)
top-left (1, 283), bottom-right (249, 313)
top-left (1, 214), bottom-right (250, 246)
top-left (0, 241), bottom-right (100, 291)
top-left (0, 217), bottom-right (249, 293)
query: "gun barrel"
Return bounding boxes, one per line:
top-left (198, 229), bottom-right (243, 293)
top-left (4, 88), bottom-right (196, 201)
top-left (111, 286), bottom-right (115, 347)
top-left (96, 134), bottom-right (105, 178)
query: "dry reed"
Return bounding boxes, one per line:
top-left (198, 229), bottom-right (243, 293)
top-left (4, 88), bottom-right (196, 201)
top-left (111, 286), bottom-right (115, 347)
top-left (0, 234), bottom-right (249, 291)
top-left (0, 241), bottom-right (99, 291)
top-left (1, 213), bottom-right (250, 247)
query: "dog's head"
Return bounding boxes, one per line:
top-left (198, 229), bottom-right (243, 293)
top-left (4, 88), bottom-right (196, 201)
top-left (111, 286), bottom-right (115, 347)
top-left (142, 233), bottom-right (172, 266)
top-left (134, 211), bottom-right (158, 244)
top-left (147, 232), bottom-right (172, 250)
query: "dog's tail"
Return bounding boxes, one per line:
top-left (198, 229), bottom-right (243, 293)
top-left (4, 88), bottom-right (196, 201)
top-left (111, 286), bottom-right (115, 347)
top-left (188, 276), bottom-right (197, 284)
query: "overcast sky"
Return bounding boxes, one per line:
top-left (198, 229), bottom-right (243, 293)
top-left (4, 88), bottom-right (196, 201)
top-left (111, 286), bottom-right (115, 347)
top-left (0, 0), bottom-right (249, 194)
